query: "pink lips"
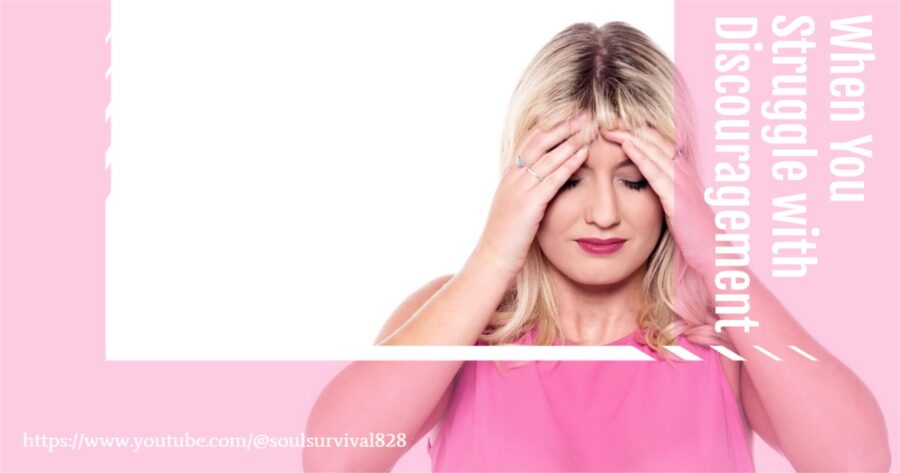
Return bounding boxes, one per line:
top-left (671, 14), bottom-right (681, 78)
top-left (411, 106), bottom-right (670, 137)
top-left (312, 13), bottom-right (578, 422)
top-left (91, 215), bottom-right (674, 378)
top-left (576, 238), bottom-right (626, 255)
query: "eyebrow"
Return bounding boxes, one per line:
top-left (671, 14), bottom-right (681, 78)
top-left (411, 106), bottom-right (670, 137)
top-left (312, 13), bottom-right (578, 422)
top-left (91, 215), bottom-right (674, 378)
top-left (580, 159), bottom-right (637, 170)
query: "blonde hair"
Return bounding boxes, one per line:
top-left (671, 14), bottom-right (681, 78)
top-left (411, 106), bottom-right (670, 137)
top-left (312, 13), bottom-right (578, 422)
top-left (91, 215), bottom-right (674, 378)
top-left (479, 21), bottom-right (734, 367)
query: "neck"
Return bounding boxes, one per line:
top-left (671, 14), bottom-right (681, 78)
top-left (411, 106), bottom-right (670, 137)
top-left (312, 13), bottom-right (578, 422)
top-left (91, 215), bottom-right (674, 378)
top-left (547, 262), bottom-right (647, 345)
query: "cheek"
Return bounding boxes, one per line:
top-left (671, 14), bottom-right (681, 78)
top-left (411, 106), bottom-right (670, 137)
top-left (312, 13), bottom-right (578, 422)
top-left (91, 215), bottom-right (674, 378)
top-left (626, 193), bottom-right (665, 231)
top-left (535, 199), bottom-right (579, 249)
top-left (538, 198), bottom-right (571, 230)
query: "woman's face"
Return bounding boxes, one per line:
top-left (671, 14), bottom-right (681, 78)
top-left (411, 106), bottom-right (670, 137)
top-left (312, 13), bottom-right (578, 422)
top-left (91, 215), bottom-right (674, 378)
top-left (536, 127), bottom-right (664, 286)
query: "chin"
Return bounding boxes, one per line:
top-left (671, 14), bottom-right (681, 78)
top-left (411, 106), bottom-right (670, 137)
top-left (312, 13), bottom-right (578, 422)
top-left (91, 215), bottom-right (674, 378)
top-left (566, 266), bottom-right (633, 286)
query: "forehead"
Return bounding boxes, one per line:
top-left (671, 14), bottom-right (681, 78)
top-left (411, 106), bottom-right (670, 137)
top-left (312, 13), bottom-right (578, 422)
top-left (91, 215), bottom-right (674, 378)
top-left (579, 135), bottom-right (637, 171)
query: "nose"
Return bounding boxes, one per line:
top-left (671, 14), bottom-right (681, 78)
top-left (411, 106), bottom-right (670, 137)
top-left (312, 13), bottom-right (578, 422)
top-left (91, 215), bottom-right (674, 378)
top-left (585, 181), bottom-right (621, 228)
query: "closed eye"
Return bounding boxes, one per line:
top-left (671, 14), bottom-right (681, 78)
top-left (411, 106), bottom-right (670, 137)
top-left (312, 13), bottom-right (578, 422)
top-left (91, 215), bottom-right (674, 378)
top-left (622, 178), bottom-right (649, 190)
top-left (560, 178), bottom-right (580, 191)
top-left (558, 178), bottom-right (649, 192)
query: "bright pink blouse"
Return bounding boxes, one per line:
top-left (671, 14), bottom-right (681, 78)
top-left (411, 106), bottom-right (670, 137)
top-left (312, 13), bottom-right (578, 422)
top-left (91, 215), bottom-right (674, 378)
top-left (428, 325), bottom-right (755, 471)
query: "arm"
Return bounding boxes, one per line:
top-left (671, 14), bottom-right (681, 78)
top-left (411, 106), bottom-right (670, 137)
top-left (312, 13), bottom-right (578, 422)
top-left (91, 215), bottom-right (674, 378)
top-left (596, 125), bottom-right (891, 470)
top-left (706, 267), bottom-right (891, 471)
top-left (302, 251), bottom-right (513, 472)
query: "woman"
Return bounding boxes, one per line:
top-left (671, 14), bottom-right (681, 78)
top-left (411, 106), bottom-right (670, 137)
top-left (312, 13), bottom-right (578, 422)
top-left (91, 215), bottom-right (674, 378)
top-left (304, 22), bottom-right (890, 472)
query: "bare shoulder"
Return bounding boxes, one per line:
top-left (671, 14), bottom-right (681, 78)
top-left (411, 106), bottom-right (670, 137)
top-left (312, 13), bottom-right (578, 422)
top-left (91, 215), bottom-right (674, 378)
top-left (372, 273), bottom-right (461, 453)
top-left (715, 349), bottom-right (755, 442)
top-left (683, 335), bottom-right (741, 404)
top-left (716, 350), bottom-right (742, 404)
top-left (374, 274), bottom-right (456, 344)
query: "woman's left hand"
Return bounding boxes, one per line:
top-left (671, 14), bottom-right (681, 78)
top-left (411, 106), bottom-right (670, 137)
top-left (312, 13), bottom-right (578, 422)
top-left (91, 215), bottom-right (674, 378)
top-left (600, 125), bottom-right (720, 278)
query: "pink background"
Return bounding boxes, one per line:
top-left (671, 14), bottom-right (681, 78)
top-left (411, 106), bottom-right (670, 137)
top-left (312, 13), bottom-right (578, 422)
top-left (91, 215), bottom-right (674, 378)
top-left (1, 1), bottom-right (897, 471)
top-left (0, 2), bottom-right (429, 471)
top-left (676, 0), bottom-right (898, 471)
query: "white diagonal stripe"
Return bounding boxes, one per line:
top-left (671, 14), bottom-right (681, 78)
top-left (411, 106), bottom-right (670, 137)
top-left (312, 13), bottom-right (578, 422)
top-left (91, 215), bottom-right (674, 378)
top-left (788, 345), bottom-right (818, 361)
top-left (753, 345), bottom-right (782, 361)
top-left (662, 345), bottom-right (703, 361)
top-left (116, 346), bottom-right (659, 362)
top-left (711, 345), bottom-right (745, 361)
top-left (342, 346), bottom-right (658, 361)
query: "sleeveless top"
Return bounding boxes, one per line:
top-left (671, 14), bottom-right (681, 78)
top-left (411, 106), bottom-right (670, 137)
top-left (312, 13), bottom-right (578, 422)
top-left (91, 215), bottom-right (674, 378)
top-left (427, 325), bottom-right (755, 472)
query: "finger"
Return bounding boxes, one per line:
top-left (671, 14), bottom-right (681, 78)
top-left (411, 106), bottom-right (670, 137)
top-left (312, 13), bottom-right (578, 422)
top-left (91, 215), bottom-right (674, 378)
top-left (516, 111), bottom-right (590, 166)
top-left (621, 139), bottom-right (671, 191)
top-left (625, 138), bottom-right (674, 184)
top-left (634, 125), bottom-right (677, 160)
top-left (602, 128), bottom-right (674, 182)
top-left (621, 138), bottom-right (677, 220)
top-left (626, 132), bottom-right (675, 182)
top-left (602, 125), bottom-right (670, 152)
top-left (599, 126), bottom-right (627, 145)
top-left (526, 132), bottom-right (592, 183)
top-left (536, 142), bottom-right (591, 198)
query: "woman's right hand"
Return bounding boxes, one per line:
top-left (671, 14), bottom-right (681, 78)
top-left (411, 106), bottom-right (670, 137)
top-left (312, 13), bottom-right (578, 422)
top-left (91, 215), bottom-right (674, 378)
top-left (471, 111), bottom-right (594, 282)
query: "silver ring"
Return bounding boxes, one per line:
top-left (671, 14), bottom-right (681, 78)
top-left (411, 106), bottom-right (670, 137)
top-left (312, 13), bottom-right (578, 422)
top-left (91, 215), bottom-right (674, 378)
top-left (525, 166), bottom-right (543, 181)
top-left (516, 154), bottom-right (543, 181)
